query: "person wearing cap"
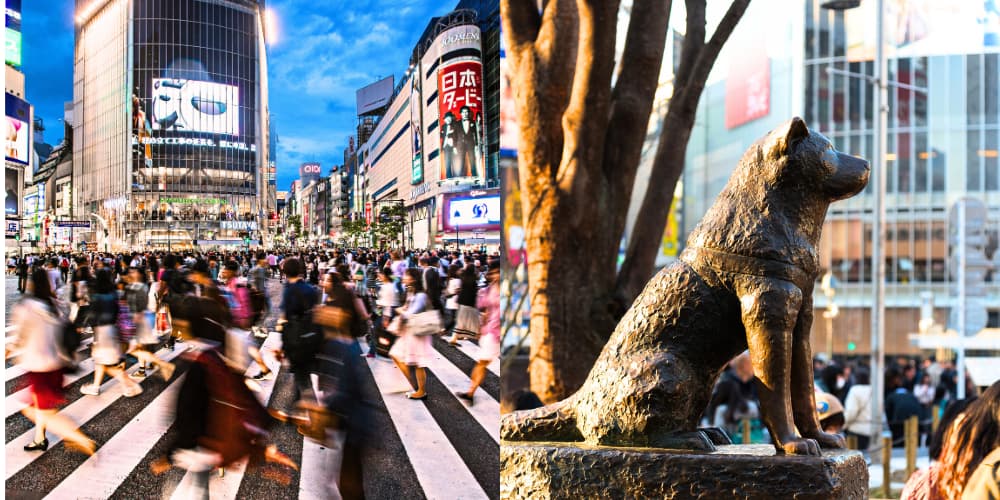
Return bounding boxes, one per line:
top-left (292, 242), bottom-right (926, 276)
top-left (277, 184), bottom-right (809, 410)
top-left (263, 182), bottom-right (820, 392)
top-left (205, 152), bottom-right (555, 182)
top-left (815, 390), bottom-right (846, 434)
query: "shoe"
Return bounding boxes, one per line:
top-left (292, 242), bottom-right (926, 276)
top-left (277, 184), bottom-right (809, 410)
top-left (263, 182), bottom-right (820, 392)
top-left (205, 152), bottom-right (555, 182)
top-left (130, 368), bottom-right (147, 379)
top-left (159, 362), bottom-right (176, 381)
top-left (80, 384), bottom-right (100, 396)
top-left (122, 384), bottom-right (143, 398)
top-left (406, 391), bottom-right (427, 400)
top-left (252, 370), bottom-right (275, 381)
top-left (456, 391), bottom-right (474, 405)
top-left (365, 352), bottom-right (376, 358)
top-left (24, 438), bottom-right (48, 451)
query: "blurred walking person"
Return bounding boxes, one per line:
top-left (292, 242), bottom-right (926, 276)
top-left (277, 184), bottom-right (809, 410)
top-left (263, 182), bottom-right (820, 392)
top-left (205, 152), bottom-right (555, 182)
top-left (8, 268), bottom-right (96, 454)
top-left (80, 269), bottom-right (143, 397)
top-left (124, 267), bottom-right (175, 381)
top-left (456, 260), bottom-right (500, 405)
top-left (389, 268), bottom-right (434, 400)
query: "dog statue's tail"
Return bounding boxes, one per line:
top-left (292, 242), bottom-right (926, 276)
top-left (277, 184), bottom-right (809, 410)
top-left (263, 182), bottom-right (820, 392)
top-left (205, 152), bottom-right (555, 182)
top-left (501, 396), bottom-right (582, 442)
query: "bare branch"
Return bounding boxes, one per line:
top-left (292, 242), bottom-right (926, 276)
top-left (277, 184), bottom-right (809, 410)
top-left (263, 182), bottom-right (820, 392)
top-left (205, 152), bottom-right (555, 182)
top-left (603, 0), bottom-right (673, 208)
top-left (688, 0), bottom-right (751, 92)
top-left (675, 0), bottom-right (707, 87)
top-left (556, 0), bottom-right (620, 199)
top-left (501, 0), bottom-right (542, 49)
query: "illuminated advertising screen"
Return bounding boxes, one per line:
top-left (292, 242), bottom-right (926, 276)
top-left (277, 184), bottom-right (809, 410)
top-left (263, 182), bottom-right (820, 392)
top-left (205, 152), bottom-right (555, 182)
top-left (5, 167), bottom-right (19, 216)
top-left (5, 27), bottom-right (20, 67)
top-left (5, 93), bottom-right (30, 165)
top-left (151, 78), bottom-right (240, 135)
top-left (446, 195), bottom-right (500, 229)
top-left (499, 32), bottom-right (517, 158)
top-left (410, 74), bottom-right (424, 184)
top-left (300, 162), bottom-right (321, 184)
top-left (438, 60), bottom-right (485, 180)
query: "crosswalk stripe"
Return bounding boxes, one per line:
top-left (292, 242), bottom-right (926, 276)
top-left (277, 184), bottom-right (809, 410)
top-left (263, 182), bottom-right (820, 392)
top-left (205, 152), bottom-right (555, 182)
top-left (4, 320), bottom-right (497, 498)
top-left (422, 344), bottom-right (500, 443)
top-left (43, 374), bottom-right (187, 500)
top-left (5, 344), bottom-right (186, 480)
top-left (364, 354), bottom-right (488, 500)
top-left (454, 339), bottom-right (500, 376)
top-left (299, 431), bottom-right (346, 500)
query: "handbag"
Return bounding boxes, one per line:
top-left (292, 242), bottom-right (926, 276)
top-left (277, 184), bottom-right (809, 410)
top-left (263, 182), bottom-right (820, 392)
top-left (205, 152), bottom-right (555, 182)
top-left (92, 324), bottom-right (123, 365)
top-left (407, 310), bottom-right (443, 337)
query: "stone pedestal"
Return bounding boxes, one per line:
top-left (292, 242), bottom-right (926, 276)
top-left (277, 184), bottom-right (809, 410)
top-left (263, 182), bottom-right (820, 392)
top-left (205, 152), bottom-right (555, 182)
top-left (501, 442), bottom-right (868, 499)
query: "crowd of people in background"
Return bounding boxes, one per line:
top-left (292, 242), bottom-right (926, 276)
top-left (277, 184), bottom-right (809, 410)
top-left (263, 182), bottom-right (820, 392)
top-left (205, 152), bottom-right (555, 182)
top-left (697, 349), bottom-right (998, 499)
top-left (6, 245), bottom-right (501, 499)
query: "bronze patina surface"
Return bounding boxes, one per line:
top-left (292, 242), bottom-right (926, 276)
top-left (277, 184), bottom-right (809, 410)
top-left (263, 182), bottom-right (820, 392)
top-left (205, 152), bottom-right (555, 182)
top-left (501, 117), bottom-right (870, 456)
top-left (501, 442), bottom-right (869, 499)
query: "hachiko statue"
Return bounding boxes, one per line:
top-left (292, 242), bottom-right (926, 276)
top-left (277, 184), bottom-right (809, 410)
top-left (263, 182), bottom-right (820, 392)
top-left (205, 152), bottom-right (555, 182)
top-left (501, 117), bottom-right (869, 456)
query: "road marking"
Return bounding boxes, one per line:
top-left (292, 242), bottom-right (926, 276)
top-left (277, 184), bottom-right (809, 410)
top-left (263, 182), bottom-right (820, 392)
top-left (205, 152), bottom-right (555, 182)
top-left (5, 345), bottom-right (186, 480)
top-left (423, 345), bottom-right (500, 443)
top-left (43, 374), bottom-right (187, 500)
top-left (364, 354), bottom-right (488, 500)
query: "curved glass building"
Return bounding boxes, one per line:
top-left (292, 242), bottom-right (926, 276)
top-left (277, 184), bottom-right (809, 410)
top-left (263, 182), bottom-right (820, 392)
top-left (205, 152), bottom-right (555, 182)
top-left (73, 0), bottom-right (271, 250)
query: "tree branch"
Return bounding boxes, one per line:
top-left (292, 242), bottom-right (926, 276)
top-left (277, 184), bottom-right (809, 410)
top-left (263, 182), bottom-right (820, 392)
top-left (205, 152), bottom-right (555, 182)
top-left (602, 0), bottom-right (673, 219)
top-left (688, 0), bottom-right (751, 91)
top-left (501, 0), bottom-right (542, 49)
top-left (674, 0), bottom-right (706, 87)
top-left (556, 0), bottom-right (619, 206)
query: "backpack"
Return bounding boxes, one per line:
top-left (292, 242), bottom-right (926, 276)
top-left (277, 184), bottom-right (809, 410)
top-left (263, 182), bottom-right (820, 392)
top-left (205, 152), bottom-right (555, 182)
top-left (248, 288), bottom-right (268, 324)
top-left (282, 284), bottom-right (322, 365)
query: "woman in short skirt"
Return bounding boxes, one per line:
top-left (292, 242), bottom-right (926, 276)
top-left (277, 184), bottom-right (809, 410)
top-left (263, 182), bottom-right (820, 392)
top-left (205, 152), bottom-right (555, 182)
top-left (389, 268), bottom-right (433, 400)
top-left (456, 260), bottom-right (501, 405)
top-left (7, 268), bottom-right (95, 454)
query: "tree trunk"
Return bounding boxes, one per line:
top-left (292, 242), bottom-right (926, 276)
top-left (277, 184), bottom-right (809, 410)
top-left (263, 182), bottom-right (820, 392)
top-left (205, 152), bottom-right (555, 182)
top-left (524, 196), bottom-right (621, 403)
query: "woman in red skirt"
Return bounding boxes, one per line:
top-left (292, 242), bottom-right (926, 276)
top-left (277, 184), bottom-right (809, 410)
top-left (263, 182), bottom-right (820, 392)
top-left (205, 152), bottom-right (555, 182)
top-left (7, 268), bottom-right (95, 454)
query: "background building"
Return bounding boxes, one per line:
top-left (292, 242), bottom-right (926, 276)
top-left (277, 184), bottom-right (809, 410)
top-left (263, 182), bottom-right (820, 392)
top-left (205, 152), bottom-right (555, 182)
top-left (353, 1), bottom-right (500, 251)
top-left (73, 0), bottom-right (271, 251)
top-left (665, 1), bottom-right (1000, 356)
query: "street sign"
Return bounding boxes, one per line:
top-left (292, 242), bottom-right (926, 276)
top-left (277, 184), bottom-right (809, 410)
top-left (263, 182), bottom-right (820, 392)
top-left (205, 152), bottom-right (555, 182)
top-left (6, 220), bottom-right (19, 236)
top-left (55, 220), bottom-right (91, 228)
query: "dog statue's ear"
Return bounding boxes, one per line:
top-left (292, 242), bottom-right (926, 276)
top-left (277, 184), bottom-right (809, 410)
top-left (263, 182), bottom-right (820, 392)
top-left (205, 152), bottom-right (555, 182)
top-left (767, 117), bottom-right (809, 159)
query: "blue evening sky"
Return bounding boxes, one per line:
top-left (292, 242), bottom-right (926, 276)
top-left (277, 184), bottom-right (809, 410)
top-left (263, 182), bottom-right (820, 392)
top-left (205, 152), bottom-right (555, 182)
top-left (18, 0), bottom-right (454, 191)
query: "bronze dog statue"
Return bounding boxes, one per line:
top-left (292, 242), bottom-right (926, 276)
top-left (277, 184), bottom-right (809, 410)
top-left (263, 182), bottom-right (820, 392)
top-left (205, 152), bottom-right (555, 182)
top-left (501, 117), bottom-right (869, 455)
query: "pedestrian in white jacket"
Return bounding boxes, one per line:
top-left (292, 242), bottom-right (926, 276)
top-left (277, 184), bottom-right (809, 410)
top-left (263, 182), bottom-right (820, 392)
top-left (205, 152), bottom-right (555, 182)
top-left (7, 268), bottom-right (95, 455)
top-left (843, 368), bottom-right (880, 451)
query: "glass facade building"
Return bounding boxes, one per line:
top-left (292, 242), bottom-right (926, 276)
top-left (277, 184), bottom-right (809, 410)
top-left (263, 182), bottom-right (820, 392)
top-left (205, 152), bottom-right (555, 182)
top-left (73, 0), bottom-right (270, 250)
top-left (675, 1), bottom-right (1000, 355)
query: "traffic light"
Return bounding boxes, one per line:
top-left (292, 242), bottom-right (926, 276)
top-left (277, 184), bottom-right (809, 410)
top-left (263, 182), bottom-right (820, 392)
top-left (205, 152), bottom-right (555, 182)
top-left (14, 233), bottom-right (19, 241)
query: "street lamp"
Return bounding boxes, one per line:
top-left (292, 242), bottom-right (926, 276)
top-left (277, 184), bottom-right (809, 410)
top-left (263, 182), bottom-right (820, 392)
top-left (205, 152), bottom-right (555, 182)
top-left (821, 0), bottom-right (888, 456)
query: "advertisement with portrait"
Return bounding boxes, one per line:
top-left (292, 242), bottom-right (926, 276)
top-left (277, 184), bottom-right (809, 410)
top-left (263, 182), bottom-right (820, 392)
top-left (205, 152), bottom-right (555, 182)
top-left (6, 166), bottom-right (20, 217)
top-left (442, 192), bottom-right (500, 231)
top-left (5, 93), bottom-right (31, 165)
top-left (438, 60), bottom-right (485, 180)
top-left (410, 72), bottom-right (424, 184)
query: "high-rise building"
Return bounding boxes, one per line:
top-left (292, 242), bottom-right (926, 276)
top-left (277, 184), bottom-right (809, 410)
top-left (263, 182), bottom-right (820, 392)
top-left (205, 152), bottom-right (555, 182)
top-left (73, 0), bottom-right (271, 251)
top-left (358, 2), bottom-right (500, 251)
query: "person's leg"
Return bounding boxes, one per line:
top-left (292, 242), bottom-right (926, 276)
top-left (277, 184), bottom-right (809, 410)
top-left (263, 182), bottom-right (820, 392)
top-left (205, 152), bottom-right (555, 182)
top-left (413, 367), bottom-right (427, 397)
top-left (22, 408), bottom-right (95, 454)
top-left (466, 360), bottom-right (489, 395)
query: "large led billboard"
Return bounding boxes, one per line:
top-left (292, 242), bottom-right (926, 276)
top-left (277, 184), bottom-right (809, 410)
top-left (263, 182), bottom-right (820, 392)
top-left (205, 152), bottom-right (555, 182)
top-left (5, 27), bottom-right (20, 67)
top-left (5, 167), bottom-right (19, 217)
top-left (151, 79), bottom-right (240, 135)
top-left (438, 60), bottom-right (485, 180)
top-left (445, 194), bottom-right (500, 229)
top-left (5, 93), bottom-right (30, 165)
top-left (410, 73), bottom-right (424, 184)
